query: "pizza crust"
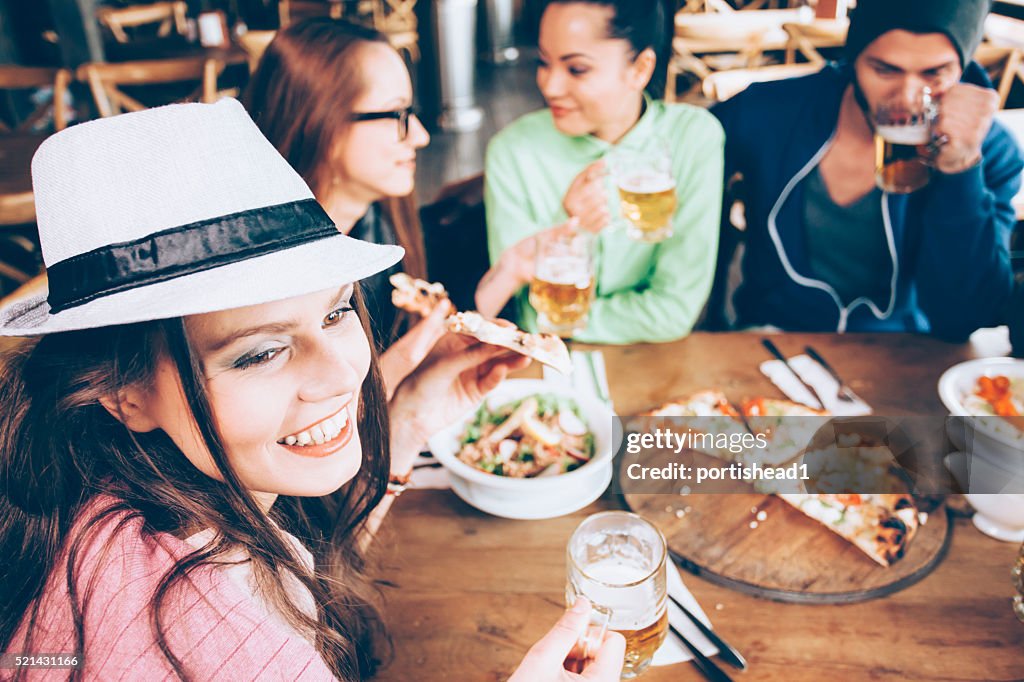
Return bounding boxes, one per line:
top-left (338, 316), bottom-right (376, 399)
top-left (390, 273), bottom-right (448, 317)
top-left (446, 311), bottom-right (573, 375)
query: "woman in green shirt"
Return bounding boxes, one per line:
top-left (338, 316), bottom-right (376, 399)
top-left (476, 0), bottom-right (724, 344)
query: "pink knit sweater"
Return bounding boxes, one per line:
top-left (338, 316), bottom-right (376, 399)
top-left (5, 496), bottom-right (336, 681)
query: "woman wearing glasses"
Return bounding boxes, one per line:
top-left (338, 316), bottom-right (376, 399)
top-left (245, 20), bottom-right (438, 393)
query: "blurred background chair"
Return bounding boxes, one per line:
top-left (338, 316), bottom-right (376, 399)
top-left (278, 0), bottom-right (345, 27)
top-left (701, 62), bottom-right (823, 101)
top-left (974, 43), bottom-right (1023, 109)
top-left (421, 174), bottom-right (488, 312)
top-left (0, 66), bottom-right (72, 134)
top-left (782, 19), bottom-right (848, 65)
top-left (237, 30), bottom-right (277, 73)
top-left (78, 57), bottom-right (225, 116)
top-left (371, 0), bottom-right (420, 63)
top-left (667, 9), bottom-right (803, 101)
top-left (96, 1), bottom-right (188, 44)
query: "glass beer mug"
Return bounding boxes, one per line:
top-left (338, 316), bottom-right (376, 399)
top-left (873, 88), bottom-right (938, 194)
top-left (611, 147), bottom-right (678, 244)
top-left (566, 511), bottom-right (668, 679)
top-left (529, 229), bottom-right (595, 338)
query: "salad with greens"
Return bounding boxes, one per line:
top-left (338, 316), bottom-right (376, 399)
top-left (456, 394), bottom-right (595, 477)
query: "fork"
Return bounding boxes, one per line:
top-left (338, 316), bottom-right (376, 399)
top-left (803, 345), bottom-right (856, 403)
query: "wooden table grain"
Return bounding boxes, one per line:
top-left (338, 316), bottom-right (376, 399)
top-left (375, 333), bottom-right (1024, 681)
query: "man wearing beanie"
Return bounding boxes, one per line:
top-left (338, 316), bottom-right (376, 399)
top-left (711, 0), bottom-right (1023, 341)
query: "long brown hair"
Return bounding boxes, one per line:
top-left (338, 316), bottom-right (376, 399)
top-left (243, 19), bottom-right (427, 281)
top-left (0, 288), bottom-right (390, 681)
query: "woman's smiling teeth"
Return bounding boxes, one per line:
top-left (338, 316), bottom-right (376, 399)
top-left (280, 407), bottom-right (350, 446)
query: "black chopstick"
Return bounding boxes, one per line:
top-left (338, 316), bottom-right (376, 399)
top-left (668, 593), bottom-right (747, 670)
top-left (669, 620), bottom-right (735, 682)
top-left (761, 338), bottom-right (827, 409)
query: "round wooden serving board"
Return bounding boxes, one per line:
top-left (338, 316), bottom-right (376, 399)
top-left (622, 465), bottom-right (953, 604)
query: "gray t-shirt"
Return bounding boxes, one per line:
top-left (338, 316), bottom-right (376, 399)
top-left (802, 166), bottom-right (891, 306)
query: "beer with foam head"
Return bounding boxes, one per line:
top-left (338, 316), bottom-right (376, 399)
top-left (530, 231), bottom-right (594, 338)
top-left (874, 123), bottom-right (931, 194)
top-left (529, 256), bottom-right (595, 338)
top-left (872, 88), bottom-right (936, 194)
top-left (618, 172), bottom-right (677, 243)
top-left (567, 512), bottom-right (668, 679)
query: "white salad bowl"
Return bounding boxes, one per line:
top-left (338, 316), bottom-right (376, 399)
top-left (427, 379), bottom-right (616, 520)
top-left (938, 358), bottom-right (1024, 476)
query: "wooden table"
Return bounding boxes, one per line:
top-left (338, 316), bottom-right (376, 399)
top-left (0, 134), bottom-right (46, 226)
top-left (376, 333), bottom-right (1024, 681)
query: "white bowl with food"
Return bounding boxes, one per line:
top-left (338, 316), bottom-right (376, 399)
top-left (938, 358), bottom-right (1024, 476)
top-left (427, 379), bottom-right (616, 520)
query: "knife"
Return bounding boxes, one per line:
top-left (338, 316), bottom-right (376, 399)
top-left (669, 593), bottom-right (748, 670)
top-left (669, 620), bottom-right (735, 682)
top-left (761, 338), bottom-right (826, 410)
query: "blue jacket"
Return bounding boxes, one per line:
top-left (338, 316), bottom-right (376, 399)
top-left (712, 63), bottom-right (1023, 341)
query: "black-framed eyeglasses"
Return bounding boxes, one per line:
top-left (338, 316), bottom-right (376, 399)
top-left (350, 106), bottom-right (417, 141)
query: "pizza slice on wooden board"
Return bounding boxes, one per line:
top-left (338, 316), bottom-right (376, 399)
top-left (640, 390), bottom-right (751, 462)
top-left (446, 311), bottom-right (573, 375)
top-left (640, 391), bottom-right (922, 566)
top-left (776, 493), bottom-right (919, 567)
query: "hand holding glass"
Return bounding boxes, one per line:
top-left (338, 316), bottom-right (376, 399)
top-left (528, 229), bottom-right (595, 338)
top-left (566, 511), bottom-right (668, 679)
top-left (873, 88), bottom-right (937, 194)
top-left (612, 148), bottom-right (677, 243)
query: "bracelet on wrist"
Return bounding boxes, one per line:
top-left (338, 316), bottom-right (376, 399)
top-left (386, 470), bottom-right (411, 497)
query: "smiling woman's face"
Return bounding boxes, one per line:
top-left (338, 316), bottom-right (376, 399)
top-left (135, 286), bottom-right (371, 502)
top-left (536, 3), bottom-right (652, 141)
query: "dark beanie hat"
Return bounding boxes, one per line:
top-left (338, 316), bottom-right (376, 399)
top-left (846, 0), bottom-right (992, 67)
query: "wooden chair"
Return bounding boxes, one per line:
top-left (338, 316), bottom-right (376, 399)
top-left (421, 174), bottom-right (487, 312)
top-left (237, 30), bottom-right (277, 73)
top-left (278, 0), bottom-right (345, 27)
top-left (371, 0), bottom-right (420, 63)
top-left (96, 1), bottom-right (188, 43)
top-left (78, 58), bottom-right (224, 117)
top-left (701, 62), bottom-right (823, 101)
top-left (782, 20), bottom-right (848, 65)
top-left (974, 43), bottom-right (1023, 110)
top-left (0, 66), bottom-right (72, 133)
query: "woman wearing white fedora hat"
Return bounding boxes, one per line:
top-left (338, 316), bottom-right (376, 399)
top-left (0, 101), bottom-right (624, 680)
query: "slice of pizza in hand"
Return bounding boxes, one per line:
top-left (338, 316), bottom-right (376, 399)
top-left (446, 311), bottom-right (572, 375)
top-left (390, 273), bottom-right (449, 316)
top-left (776, 492), bottom-right (919, 567)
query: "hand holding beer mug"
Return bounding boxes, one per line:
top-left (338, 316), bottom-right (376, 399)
top-left (873, 88), bottom-right (938, 194)
top-left (612, 147), bottom-right (678, 243)
top-left (567, 512), bottom-right (668, 679)
top-left (529, 228), bottom-right (595, 338)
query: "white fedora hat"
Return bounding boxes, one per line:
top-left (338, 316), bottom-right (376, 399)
top-left (0, 99), bottom-right (403, 336)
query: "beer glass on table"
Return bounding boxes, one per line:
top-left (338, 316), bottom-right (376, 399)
top-left (873, 88), bottom-right (937, 194)
top-left (566, 511), bottom-right (668, 679)
top-left (529, 229), bottom-right (595, 338)
top-left (613, 148), bottom-right (677, 244)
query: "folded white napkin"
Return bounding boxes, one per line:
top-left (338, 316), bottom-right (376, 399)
top-left (651, 561), bottom-right (718, 665)
top-left (759, 353), bottom-right (872, 416)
